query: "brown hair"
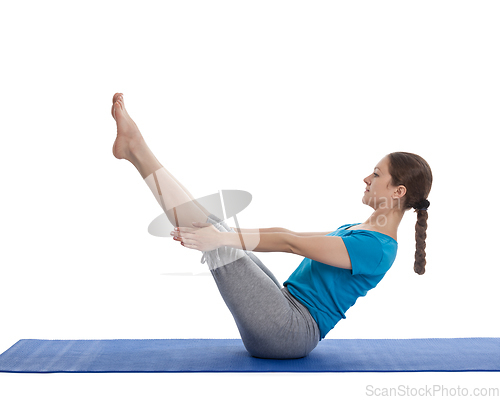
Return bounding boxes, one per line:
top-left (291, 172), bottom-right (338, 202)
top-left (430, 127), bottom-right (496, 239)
top-left (387, 152), bottom-right (433, 275)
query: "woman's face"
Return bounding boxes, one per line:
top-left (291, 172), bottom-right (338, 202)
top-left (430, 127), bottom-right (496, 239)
top-left (362, 155), bottom-right (405, 210)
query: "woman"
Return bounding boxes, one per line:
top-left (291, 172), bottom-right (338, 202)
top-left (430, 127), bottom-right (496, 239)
top-left (111, 93), bottom-right (433, 359)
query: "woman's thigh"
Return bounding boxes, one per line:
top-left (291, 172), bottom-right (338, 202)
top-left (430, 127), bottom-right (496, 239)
top-left (202, 214), bottom-right (320, 359)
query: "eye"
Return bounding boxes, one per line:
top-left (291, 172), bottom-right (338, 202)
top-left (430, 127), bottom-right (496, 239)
top-left (373, 173), bottom-right (379, 177)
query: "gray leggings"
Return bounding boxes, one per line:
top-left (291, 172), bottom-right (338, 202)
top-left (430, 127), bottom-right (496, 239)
top-left (200, 214), bottom-right (320, 359)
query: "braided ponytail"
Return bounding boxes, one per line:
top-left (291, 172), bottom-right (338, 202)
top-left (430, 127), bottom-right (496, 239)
top-left (387, 152), bottom-right (433, 275)
top-left (414, 208), bottom-right (428, 275)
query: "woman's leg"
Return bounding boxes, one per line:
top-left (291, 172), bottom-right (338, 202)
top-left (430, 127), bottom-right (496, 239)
top-left (111, 93), bottom-right (212, 227)
top-left (111, 93), bottom-right (320, 358)
top-left (202, 214), bottom-right (320, 359)
top-left (110, 92), bottom-right (277, 282)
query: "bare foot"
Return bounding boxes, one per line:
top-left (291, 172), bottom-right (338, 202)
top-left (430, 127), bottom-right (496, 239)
top-left (111, 93), bottom-right (145, 160)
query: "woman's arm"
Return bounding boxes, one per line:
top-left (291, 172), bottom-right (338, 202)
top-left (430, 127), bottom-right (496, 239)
top-left (221, 231), bottom-right (352, 269)
top-left (174, 223), bottom-right (350, 268)
top-left (220, 231), bottom-right (294, 253)
top-left (230, 227), bottom-right (288, 234)
top-left (220, 231), bottom-right (351, 269)
top-left (231, 227), bottom-right (333, 236)
top-left (290, 230), bottom-right (334, 236)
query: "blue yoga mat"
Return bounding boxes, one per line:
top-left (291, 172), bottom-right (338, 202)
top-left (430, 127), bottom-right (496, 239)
top-left (0, 338), bottom-right (499, 373)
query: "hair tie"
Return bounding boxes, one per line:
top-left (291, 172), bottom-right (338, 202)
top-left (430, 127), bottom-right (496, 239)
top-left (414, 199), bottom-right (430, 211)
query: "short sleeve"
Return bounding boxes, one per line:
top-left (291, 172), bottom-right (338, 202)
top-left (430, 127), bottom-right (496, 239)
top-left (341, 231), bottom-right (384, 275)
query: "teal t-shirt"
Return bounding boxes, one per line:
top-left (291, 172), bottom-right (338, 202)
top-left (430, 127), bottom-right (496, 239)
top-left (283, 223), bottom-right (398, 340)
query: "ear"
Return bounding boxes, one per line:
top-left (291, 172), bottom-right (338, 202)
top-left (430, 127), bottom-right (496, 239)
top-left (394, 185), bottom-right (407, 199)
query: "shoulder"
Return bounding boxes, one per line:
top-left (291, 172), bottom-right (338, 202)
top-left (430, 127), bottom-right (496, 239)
top-left (341, 230), bottom-right (385, 250)
top-left (342, 230), bottom-right (397, 275)
top-left (344, 230), bottom-right (397, 254)
top-left (337, 223), bottom-right (352, 230)
top-left (328, 223), bottom-right (356, 234)
top-left (340, 231), bottom-right (386, 275)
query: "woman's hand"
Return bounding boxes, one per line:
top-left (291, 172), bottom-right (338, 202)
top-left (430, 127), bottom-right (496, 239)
top-left (170, 222), bottom-right (222, 252)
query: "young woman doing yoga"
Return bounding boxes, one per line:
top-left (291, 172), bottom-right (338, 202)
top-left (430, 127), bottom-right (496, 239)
top-left (110, 93), bottom-right (433, 359)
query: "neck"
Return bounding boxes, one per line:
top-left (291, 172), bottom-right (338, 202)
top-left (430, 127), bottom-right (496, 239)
top-left (363, 207), bottom-right (404, 233)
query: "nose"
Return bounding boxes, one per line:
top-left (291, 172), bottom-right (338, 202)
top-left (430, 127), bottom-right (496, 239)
top-left (364, 175), bottom-right (371, 186)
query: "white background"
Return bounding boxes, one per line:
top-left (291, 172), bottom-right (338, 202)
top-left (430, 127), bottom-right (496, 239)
top-left (1, 1), bottom-right (499, 398)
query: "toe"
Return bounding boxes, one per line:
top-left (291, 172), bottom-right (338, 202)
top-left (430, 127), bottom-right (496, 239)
top-left (111, 94), bottom-right (126, 120)
top-left (112, 100), bottom-right (122, 119)
top-left (112, 93), bottom-right (123, 104)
